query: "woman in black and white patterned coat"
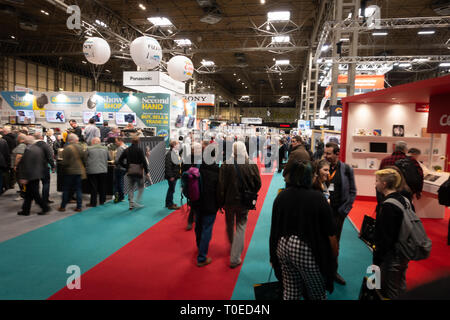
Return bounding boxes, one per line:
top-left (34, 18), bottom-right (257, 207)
top-left (270, 160), bottom-right (339, 300)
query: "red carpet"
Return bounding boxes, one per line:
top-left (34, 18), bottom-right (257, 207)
top-left (49, 166), bottom-right (273, 300)
top-left (348, 201), bottom-right (450, 289)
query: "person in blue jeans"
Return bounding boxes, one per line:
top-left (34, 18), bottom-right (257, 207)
top-left (194, 141), bottom-right (220, 267)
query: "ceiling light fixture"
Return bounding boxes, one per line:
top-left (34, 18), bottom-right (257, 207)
top-left (201, 60), bottom-right (215, 67)
top-left (275, 59), bottom-right (289, 65)
top-left (139, 3), bottom-right (146, 10)
top-left (271, 36), bottom-right (290, 43)
top-left (40, 10), bottom-right (49, 16)
top-left (372, 32), bottom-right (388, 36)
top-left (321, 45), bottom-right (330, 51)
top-left (147, 17), bottom-right (173, 27)
top-left (398, 63), bottom-right (412, 68)
top-left (260, 0), bottom-right (266, 4)
top-left (267, 11), bottom-right (290, 22)
top-left (439, 62), bottom-right (450, 67)
top-left (95, 19), bottom-right (107, 28)
top-left (174, 39), bottom-right (192, 46)
top-left (418, 30), bottom-right (435, 35)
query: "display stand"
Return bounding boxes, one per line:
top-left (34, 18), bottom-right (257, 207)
top-left (340, 75), bottom-right (450, 219)
top-left (311, 129), bottom-right (341, 153)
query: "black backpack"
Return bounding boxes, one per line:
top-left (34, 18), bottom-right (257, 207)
top-left (395, 158), bottom-right (423, 197)
top-left (438, 177), bottom-right (450, 206)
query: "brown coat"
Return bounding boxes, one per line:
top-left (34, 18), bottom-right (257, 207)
top-left (217, 161), bottom-right (262, 209)
top-left (283, 144), bottom-right (311, 183)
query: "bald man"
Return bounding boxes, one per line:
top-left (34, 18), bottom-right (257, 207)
top-left (86, 136), bottom-right (110, 207)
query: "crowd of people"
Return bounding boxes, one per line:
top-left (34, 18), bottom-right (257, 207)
top-left (0, 122), bottom-right (430, 300)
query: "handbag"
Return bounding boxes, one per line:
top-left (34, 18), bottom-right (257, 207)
top-left (234, 163), bottom-right (258, 210)
top-left (253, 268), bottom-right (283, 300)
top-left (127, 163), bottom-right (144, 177)
top-left (359, 215), bottom-right (376, 248)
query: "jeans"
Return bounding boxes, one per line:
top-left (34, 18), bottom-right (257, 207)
top-left (195, 211), bottom-right (217, 263)
top-left (22, 179), bottom-right (49, 214)
top-left (114, 168), bottom-right (126, 201)
top-left (332, 208), bottom-right (346, 274)
top-left (61, 174), bottom-right (82, 209)
top-left (165, 178), bottom-right (177, 207)
top-left (41, 170), bottom-right (50, 203)
top-left (225, 206), bottom-right (248, 265)
top-left (128, 175), bottom-right (144, 207)
top-left (88, 173), bottom-right (107, 206)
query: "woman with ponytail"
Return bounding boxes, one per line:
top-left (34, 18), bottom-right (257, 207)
top-left (270, 160), bottom-right (338, 300)
top-left (373, 168), bottom-right (411, 299)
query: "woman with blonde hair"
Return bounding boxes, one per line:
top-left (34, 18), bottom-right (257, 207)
top-left (373, 168), bottom-right (411, 299)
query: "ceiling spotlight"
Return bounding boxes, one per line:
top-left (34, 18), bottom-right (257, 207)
top-left (260, 0), bottom-right (266, 4)
top-left (321, 45), bottom-right (330, 52)
top-left (139, 3), bottom-right (146, 10)
top-left (439, 62), bottom-right (450, 67)
top-left (10, 35), bottom-right (15, 39)
top-left (40, 10), bottom-right (50, 16)
top-left (398, 63), bottom-right (412, 68)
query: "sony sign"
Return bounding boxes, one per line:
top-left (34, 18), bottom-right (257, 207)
top-left (181, 94), bottom-right (215, 106)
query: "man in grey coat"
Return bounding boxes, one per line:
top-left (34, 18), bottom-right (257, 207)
top-left (324, 142), bottom-right (357, 286)
top-left (86, 137), bottom-right (109, 207)
top-left (84, 118), bottom-right (100, 145)
top-left (18, 135), bottom-right (50, 216)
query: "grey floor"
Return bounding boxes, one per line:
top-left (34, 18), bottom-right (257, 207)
top-left (0, 173), bottom-right (112, 243)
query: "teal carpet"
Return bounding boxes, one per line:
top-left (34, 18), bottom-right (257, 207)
top-left (0, 180), bottom-right (181, 300)
top-left (232, 172), bottom-right (373, 300)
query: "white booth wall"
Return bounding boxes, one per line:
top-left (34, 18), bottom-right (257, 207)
top-left (345, 102), bottom-right (447, 198)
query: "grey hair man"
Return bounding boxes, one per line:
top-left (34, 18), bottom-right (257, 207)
top-left (34, 131), bottom-right (56, 204)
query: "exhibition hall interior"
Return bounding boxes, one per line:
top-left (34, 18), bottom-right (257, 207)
top-left (0, 0), bottom-right (449, 302)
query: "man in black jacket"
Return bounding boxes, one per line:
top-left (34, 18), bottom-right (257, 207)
top-left (194, 141), bottom-right (220, 267)
top-left (165, 140), bottom-right (181, 210)
top-left (18, 136), bottom-right (50, 216)
top-left (34, 132), bottom-right (56, 205)
top-left (118, 135), bottom-right (149, 210)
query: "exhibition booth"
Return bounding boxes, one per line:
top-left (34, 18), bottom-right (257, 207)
top-left (341, 74), bottom-right (450, 219)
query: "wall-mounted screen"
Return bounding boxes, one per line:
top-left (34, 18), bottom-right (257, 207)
top-left (83, 111), bottom-right (103, 124)
top-left (46, 110), bottom-right (66, 123)
top-left (115, 112), bottom-right (136, 125)
top-left (16, 110), bottom-right (35, 124)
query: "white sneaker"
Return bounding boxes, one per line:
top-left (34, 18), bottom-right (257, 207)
top-left (14, 196), bottom-right (23, 201)
top-left (134, 202), bottom-right (144, 208)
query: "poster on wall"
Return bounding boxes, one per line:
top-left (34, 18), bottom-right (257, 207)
top-left (170, 97), bottom-right (197, 130)
top-left (116, 112), bottom-right (137, 125)
top-left (83, 111), bottom-right (103, 124)
top-left (126, 93), bottom-right (171, 146)
top-left (46, 110), bottom-right (66, 123)
top-left (16, 110), bottom-right (35, 124)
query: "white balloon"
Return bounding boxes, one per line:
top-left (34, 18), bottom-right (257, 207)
top-left (83, 37), bottom-right (111, 65)
top-left (167, 55), bottom-right (194, 82)
top-left (130, 36), bottom-right (162, 70)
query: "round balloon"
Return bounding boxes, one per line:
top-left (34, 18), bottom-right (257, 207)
top-left (130, 36), bottom-right (162, 70)
top-left (83, 37), bottom-right (111, 65)
top-left (167, 55), bottom-right (194, 82)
